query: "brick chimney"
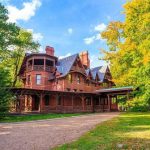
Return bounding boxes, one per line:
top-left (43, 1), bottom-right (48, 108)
top-left (45, 46), bottom-right (54, 56)
top-left (79, 51), bottom-right (90, 69)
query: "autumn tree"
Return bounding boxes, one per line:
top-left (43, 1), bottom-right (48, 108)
top-left (101, 0), bottom-right (150, 111)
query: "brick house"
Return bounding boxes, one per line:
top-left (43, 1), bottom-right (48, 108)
top-left (11, 46), bottom-right (133, 113)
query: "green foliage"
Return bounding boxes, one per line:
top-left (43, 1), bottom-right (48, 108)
top-left (0, 3), bottom-right (39, 114)
top-left (101, 0), bottom-right (150, 111)
top-left (0, 67), bottom-right (12, 116)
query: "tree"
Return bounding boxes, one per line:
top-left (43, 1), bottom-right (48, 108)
top-left (10, 29), bottom-right (39, 87)
top-left (0, 67), bottom-right (12, 116)
top-left (101, 0), bottom-right (150, 111)
top-left (0, 3), bottom-right (39, 114)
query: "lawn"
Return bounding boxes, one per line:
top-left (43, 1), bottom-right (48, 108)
top-left (54, 112), bottom-right (150, 150)
top-left (0, 113), bottom-right (87, 123)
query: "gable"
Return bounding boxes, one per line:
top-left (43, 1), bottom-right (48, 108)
top-left (70, 56), bottom-right (86, 75)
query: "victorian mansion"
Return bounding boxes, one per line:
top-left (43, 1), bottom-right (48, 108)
top-left (11, 46), bottom-right (133, 113)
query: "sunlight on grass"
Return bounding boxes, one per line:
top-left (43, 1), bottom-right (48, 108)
top-left (54, 112), bottom-right (150, 150)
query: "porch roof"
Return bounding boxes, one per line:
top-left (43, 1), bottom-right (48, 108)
top-left (95, 86), bottom-right (134, 95)
top-left (8, 87), bottom-right (95, 96)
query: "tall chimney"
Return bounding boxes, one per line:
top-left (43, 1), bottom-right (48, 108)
top-left (79, 51), bottom-right (90, 69)
top-left (45, 46), bottom-right (54, 56)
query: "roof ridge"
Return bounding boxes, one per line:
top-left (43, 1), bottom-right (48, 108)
top-left (58, 53), bottom-right (78, 61)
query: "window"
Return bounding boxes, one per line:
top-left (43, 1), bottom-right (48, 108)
top-left (46, 60), bottom-right (53, 66)
top-left (27, 75), bottom-right (31, 85)
top-left (85, 97), bottom-right (91, 105)
top-left (77, 75), bottom-right (80, 84)
top-left (68, 74), bottom-right (72, 83)
top-left (103, 82), bottom-right (108, 87)
top-left (36, 74), bottom-right (41, 85)
top-left (34, 59), bottom-right (44, 65)
top-left (57, 96), bottom-right (61, 105)
top-left (45, 95), bottom-right (50, 106)
top-left (87, 81), bottom-right (90, 86)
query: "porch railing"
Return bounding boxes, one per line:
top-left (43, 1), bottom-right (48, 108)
top-left (27, 65), bottom-right (55, 72)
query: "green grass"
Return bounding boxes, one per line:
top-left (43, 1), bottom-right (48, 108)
top-left (0, 113), bottom-right (87, 123)
top-left (54, 112), bottom-right (150, 150)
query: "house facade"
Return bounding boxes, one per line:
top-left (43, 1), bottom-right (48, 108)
top-left (12, 46), bottom-right (133, 113)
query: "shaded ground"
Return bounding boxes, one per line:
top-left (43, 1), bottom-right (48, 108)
top-left (0, 112), bottom-right (119, 150)
top-left (55, 112), bottom-right (150, 150)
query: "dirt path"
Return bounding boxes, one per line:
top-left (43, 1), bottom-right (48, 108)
top-left (0, 112), bottom-right (119, 150)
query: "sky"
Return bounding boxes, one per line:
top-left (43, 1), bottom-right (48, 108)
top-left (1, 0), bottom-right (126, 68)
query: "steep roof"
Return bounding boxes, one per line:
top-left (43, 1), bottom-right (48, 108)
top-left (91, 66), bottom-right (108, 81)
top-left (56, 54), bottom-right (78, 77)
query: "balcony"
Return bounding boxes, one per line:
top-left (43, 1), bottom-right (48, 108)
top-left (27, 65), bottom-right (55, 72)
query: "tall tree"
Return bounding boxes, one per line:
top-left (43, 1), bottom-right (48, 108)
top-left (0, 3), bottom-right (39, 114)
top-left (10, 29), bottom-right (39, 87)
top-left (101, 0), bottom-right (150, 111)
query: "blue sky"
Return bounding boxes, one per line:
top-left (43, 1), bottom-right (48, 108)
top-left (1, 0), bottom-right (126, 67)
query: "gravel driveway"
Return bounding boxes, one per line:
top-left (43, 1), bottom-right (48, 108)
top-left (0, 112), bottom-right (119, 150)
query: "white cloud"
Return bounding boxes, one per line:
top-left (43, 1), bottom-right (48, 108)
top-left (59, 53), bottom-right (71, 59)
top-left (84, 34), bottom-right (105, 45)
top-left (84, 23), bottom-right (107, 45)
top-left (68, 28), bottom-right (73, 34)
top-left (84, 36), bottom-right (95, 45)
top-left (94, 23), bottom-right (106, 32)
top-left (7, 0), bottom-right (41, 23)
top-left (27, 29), bottom-right (43, 42)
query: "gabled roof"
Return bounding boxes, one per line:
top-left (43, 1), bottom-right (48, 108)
top-left (56, 54), bottom-right (78, 77)
top-left (91, 66), bottom-right (108, 81)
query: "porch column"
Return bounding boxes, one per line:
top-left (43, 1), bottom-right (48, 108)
top-left (127, 92), bottom-right (129, 100)
top-left (39, 93), bottom-right (43, 113)
top-left (44, 57), bottom-right (46, 71)
top-left (72, 95), bottom-right (74, 110)
top-left (82, 96), bottom-right (85, 112)
top-left (32, 58), bottom-right (34, 70)
top-left (116, 95), bottom-right (119, 111)
top-left (19, 95), bottom-right (24, 113)
top-left (62, 95), bottom-right (64, 112)
top-left (91, 96), bottom-right (94, 113)
top-left (107, 94), bottom-right (111, 112)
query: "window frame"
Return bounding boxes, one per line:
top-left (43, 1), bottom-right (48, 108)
top-left (36, 74), bottom-right (41, 85)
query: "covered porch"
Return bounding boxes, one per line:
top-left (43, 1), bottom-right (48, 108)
top-left (9, 86), bottom-right (134, 113)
